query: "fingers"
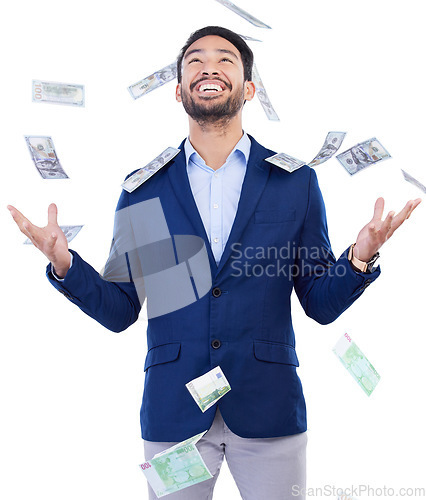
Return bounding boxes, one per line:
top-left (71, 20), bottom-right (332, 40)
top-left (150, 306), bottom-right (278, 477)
top-left (7, 204), bottom-right (58, 251)
top-left (7, 205), bottom-right (34, 234)
top-left (47, 203), bottom-right (58, 226)
top-left (377, 210), bottom-right (395, 239)
top-left (21, 219), bottom-right (39, 245)
top-left (393, 200), bottom-right (416, 226)
top-left (387, 199), bottom-right (421, 238)
top-left (367, 222), bottom-right (376, 235)
top-left (372, 197), bottom-right (385, 221)
top-left (406, 198), bottom-right (422, 219)
top-left (46, 231), bottom-right (58, 249)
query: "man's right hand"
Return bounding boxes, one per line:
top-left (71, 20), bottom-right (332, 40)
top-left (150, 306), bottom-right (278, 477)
top-left (7, 203), bottom-right (71, 278)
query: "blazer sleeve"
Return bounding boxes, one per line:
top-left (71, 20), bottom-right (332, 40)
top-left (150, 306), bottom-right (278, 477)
top-left (46, 188), bottom-right (143, 333)
top-left (293, 168), bottom-right (380, 325)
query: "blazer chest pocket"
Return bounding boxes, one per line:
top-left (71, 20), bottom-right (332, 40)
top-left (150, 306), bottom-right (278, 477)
top-left (144, 342), bottom-right (181, 371)
top-left (253, 340), bottom-right (299, 366)
top-left (254, 209), bottom-right (296, 224)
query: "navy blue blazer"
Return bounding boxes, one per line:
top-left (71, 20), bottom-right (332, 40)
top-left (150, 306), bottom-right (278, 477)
top-left (46, 135), bottom-right (380, 441)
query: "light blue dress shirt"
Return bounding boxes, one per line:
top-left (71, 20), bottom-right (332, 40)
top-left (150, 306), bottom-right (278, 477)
top-left (185, 132), bottom-right (251, 265)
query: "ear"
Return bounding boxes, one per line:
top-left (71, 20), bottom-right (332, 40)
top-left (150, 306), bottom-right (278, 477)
top-left (244, 81), bottom-right (256, 102)
top-left (175, 83), bottom-right (182, 102)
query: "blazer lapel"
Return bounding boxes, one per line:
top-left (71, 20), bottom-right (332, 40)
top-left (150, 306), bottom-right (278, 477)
top-left (167, 141), bottom-right (218, 270)
top-left (216, 135), bottom-right (272, 275)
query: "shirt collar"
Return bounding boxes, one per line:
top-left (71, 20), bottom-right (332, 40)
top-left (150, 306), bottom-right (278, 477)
top-left (184, 131), bottom-right (251, 170)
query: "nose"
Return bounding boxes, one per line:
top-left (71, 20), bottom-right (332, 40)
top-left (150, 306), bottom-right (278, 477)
top-left (202, 70), bottom-right (220, 79)
top-left (201, 60), bottom-right (221, 76)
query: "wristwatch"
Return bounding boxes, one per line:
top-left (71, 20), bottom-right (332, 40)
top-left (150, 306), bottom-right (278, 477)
top-left (348, 243), bottom-right (380, 273)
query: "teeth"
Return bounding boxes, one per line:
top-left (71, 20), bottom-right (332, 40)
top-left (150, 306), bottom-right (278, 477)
top-left (199, 84), bottom-right (222, 92)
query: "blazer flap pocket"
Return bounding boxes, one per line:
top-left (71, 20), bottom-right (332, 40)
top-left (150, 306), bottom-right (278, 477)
top-left (144, 342), bottom-right (181, 371)
top-left (255, 209), bottom-right (296, 224)
top-left (254, 341), bottom-right (299, 366)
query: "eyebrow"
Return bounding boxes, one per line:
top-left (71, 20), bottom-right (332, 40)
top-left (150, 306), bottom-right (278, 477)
top-left (184, 48), bottom-right (240, 60)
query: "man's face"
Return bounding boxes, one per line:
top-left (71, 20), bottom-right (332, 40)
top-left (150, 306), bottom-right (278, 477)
top-left (176, 35), bottom-right (255, 126)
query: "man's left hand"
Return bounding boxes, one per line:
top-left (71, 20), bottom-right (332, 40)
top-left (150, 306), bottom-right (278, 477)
top-left (353, 197), bottom-right (422, 261)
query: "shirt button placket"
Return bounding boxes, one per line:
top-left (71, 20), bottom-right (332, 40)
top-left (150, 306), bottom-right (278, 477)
top-left (211, 169), bottom-right (223, 264)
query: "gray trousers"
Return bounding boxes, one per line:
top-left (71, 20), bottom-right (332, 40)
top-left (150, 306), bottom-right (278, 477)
top-left (143, 408), bottom-right (307, 500)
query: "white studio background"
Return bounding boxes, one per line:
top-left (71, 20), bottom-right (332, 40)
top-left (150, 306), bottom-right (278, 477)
top-left (1, 1), bottom-right (425, 499)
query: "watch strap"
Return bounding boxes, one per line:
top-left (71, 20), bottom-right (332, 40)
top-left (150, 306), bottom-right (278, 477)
top-left (348, 243), bottom-right (380, 273)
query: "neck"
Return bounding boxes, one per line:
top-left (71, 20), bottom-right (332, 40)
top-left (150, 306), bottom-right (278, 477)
top-left (187, 113), bottom-right (244, 170)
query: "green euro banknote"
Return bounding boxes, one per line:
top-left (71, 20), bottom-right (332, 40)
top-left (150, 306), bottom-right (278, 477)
top-left (139, 431), bottom-right (212, 497)
top-left (186, 366), bottom-right (231, 412)
top-left (333, 333), bottom-right (380, 396)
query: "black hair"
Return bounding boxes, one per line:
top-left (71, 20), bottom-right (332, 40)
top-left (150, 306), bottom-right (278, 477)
top-left (176, 26), bottom-right (254, 83)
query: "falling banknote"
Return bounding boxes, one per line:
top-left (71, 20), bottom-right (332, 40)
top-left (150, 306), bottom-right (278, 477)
top-left (265, 151), bottom-right (305, 173)
top-left (24, 225), bottom-right (83, 245)
top-left (128, 61), bottom-right (178, 100)
top-left (238, 34), bottom-right (262, 42)
top-left (336, 138), bottom-right (391, 175)
top-left (307, 131), bottom-right (347, 167)
top-left (121, 147), bottom-right (180, 193)
top-left (333, 333), bottom-right (380, 396)
top-left (24, 136), bottom-right (69, 179)
top-left (401, 169), bottom-right (426, 194)
top-left (186, 366), bottom-right (231, 412)
top-left (32, 80), bottom-right (85, 107)
top-left (265, 131), bottom-right (346, 173)
top-left (252, 63), bottom-right (280, 121)
top-left (214, 0), bottom-right (271, 29)
top-left (139, 431), bottom-right (212, 497)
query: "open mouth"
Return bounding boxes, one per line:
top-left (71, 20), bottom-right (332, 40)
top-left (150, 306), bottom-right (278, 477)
top-left (194, 80), bottom-right (227, 94)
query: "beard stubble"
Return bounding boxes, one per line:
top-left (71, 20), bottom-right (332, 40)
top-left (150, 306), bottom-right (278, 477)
top-left (180, 83), bottom-right (245, 130)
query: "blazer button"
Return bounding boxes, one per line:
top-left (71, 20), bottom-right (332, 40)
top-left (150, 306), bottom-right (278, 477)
top-left (212, 287), bottom-right (222, 298)
top-left (211, 339), bottom-right (221, 349)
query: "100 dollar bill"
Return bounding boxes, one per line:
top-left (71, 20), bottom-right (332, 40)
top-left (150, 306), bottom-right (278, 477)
top-left (401, 169), bottom-right (426, 194)
top-left (308, 131), bottom-right (346, 167)
top-left (333, 333), bottom-right (380, 396)
top-left (128, 62), bottom-right (177, 100)
top-left (24, 136), bottom-right (69, 179)
top-left (140, 431), bottom-right (212, 497)
top-left (266, 131), bottom-right (346, 173)
top-left (252, 63), bottom-right (280, 121)
top-left (24, 225), bottom-right (83, 245)
top-left (336, 138), bottom-right (391, 175)
top-left (121, 147), bottom-right (180, 193)
top-left (265, 151), bottom-right (305, 173)
top-left (214, 0), bottom-right (271, 28)
top-left (32, 80), bottom-right (85, 107)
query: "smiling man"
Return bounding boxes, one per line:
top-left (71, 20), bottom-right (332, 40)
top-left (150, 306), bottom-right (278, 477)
top-left (7, 26), bottom-right (421, 500)
top-left (177, 33), bottom-right (254, 135)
